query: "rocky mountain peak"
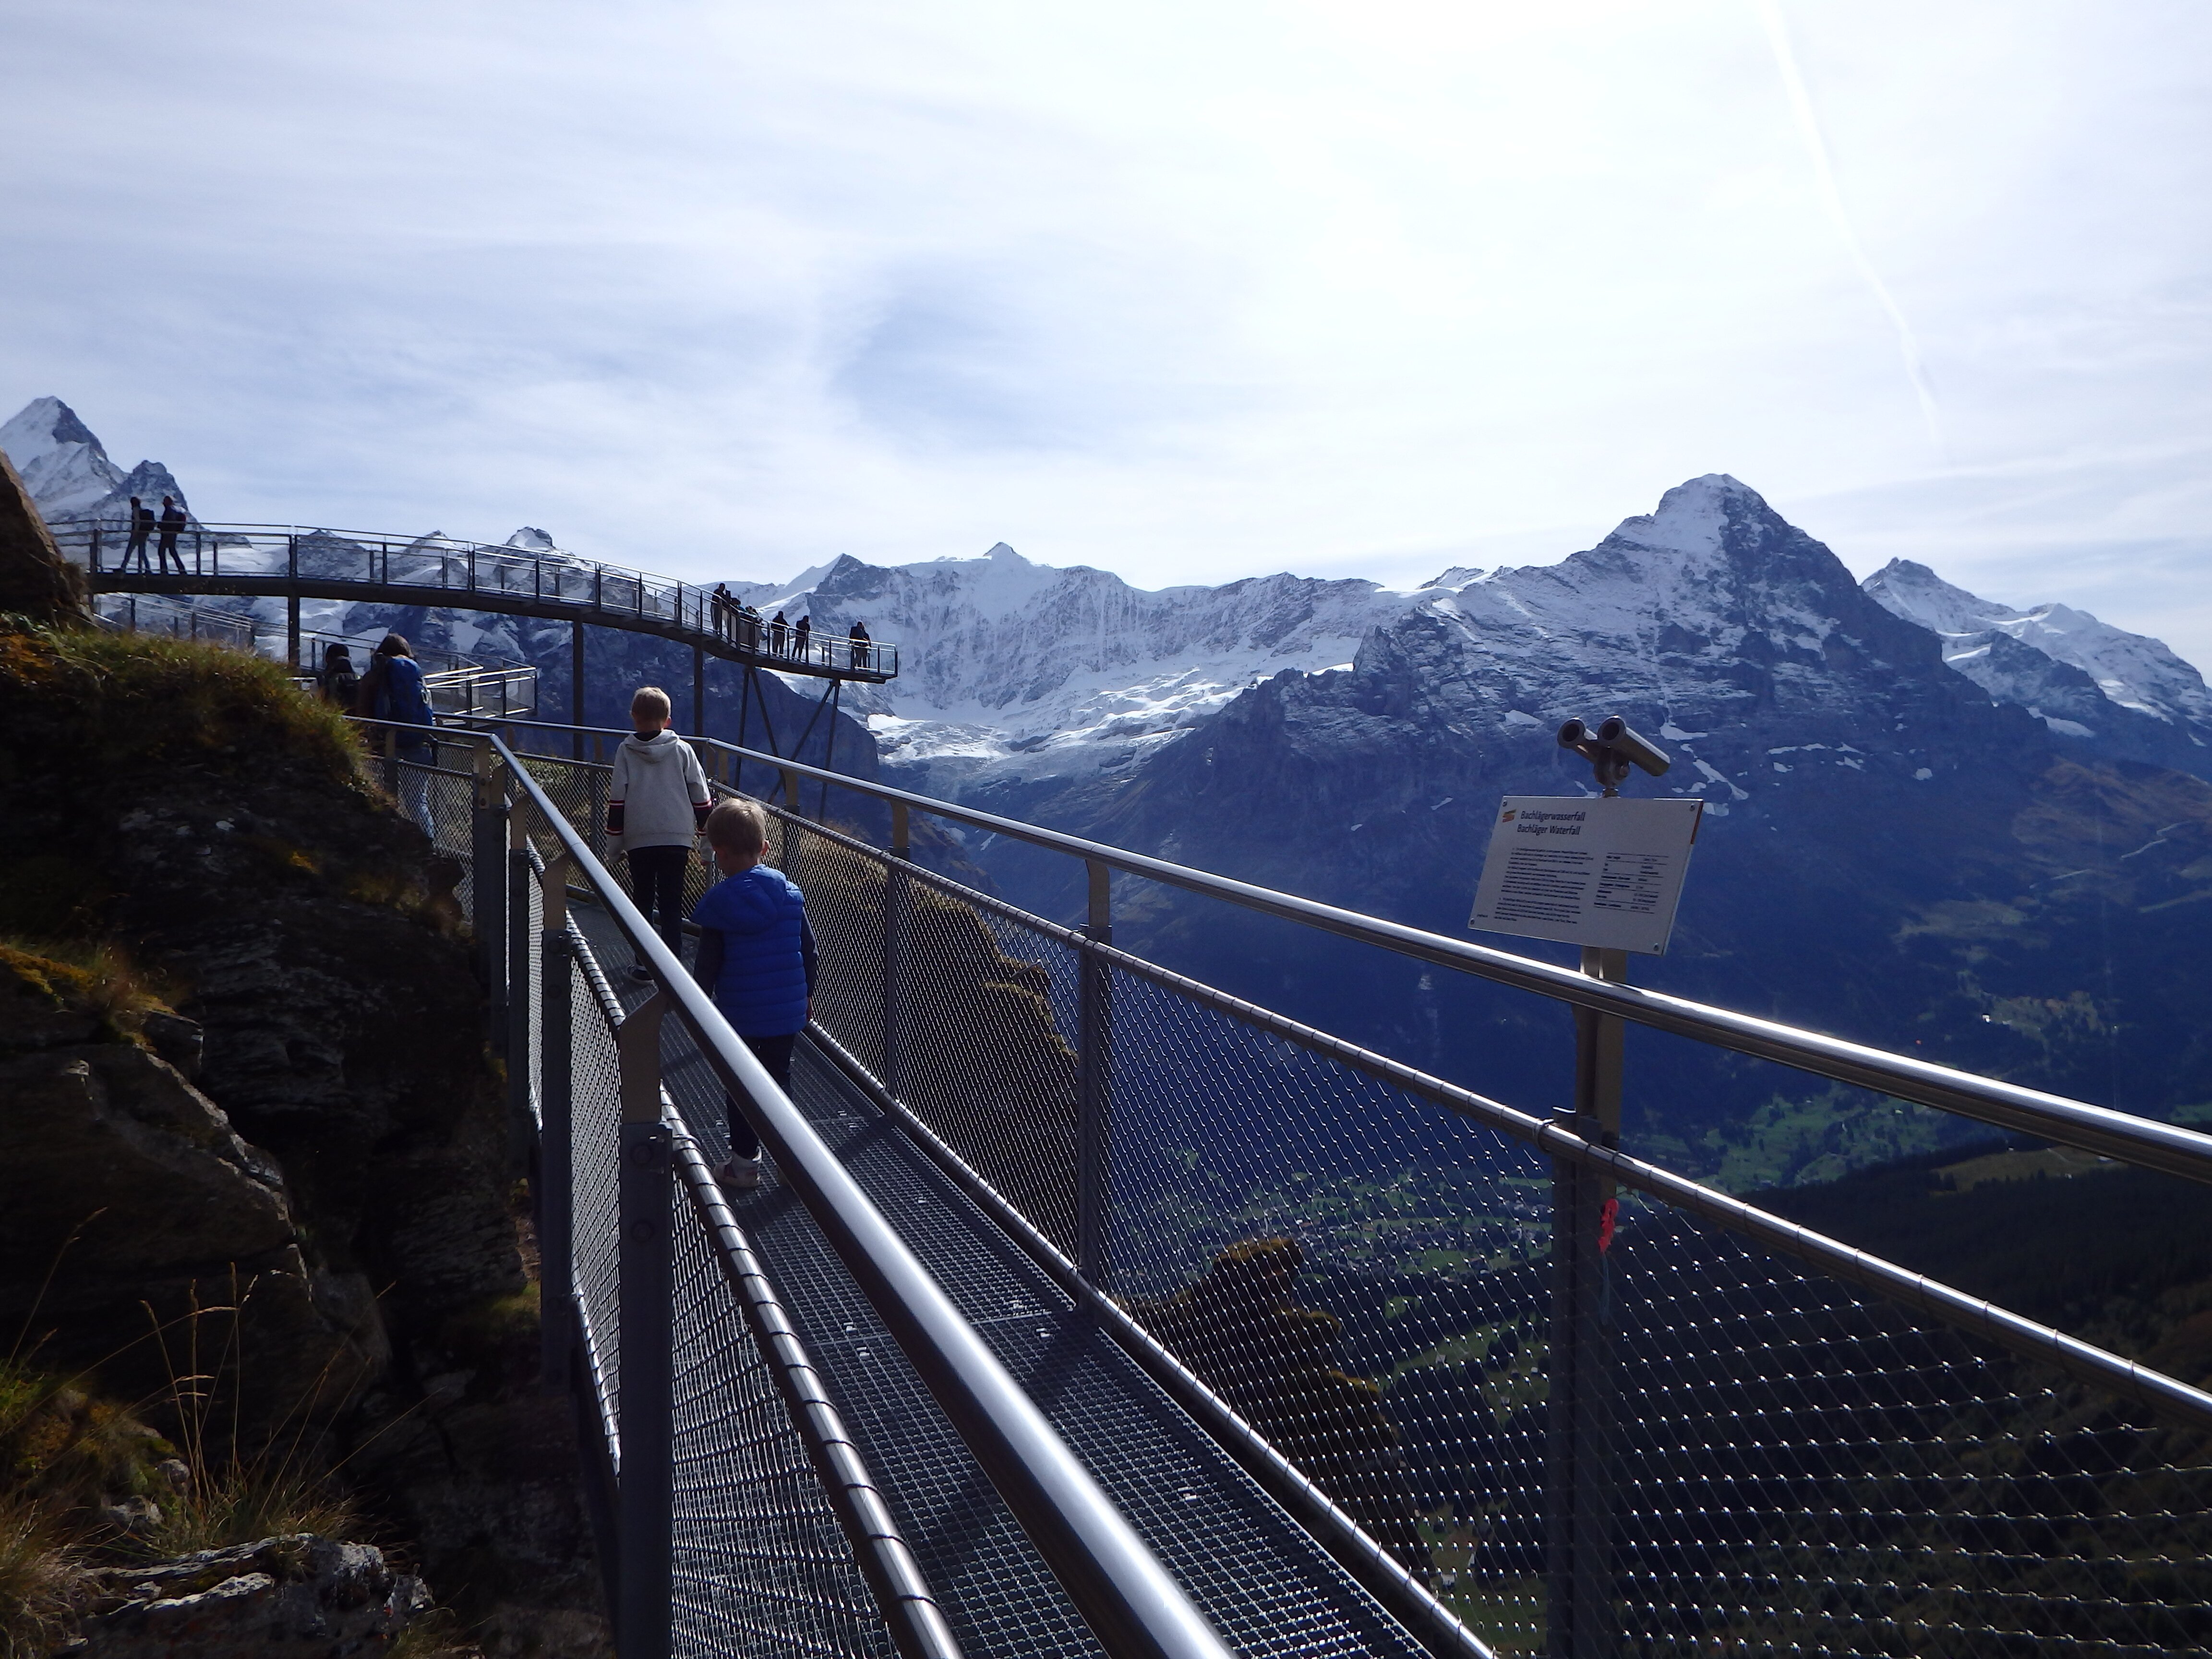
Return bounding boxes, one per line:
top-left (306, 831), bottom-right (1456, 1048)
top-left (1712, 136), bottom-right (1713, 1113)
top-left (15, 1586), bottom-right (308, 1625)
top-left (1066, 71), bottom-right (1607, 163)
top-left (0, 396), bottom-right (130, 520)
top-left (1863, 555), bottom-right (2212, 739)
top-left (4, 395), bottom-right (102, 454)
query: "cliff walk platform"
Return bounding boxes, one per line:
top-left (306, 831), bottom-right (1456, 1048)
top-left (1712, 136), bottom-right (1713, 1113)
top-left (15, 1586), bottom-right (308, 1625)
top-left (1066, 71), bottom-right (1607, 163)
top-left (59, 520), bottom-right (896, 687)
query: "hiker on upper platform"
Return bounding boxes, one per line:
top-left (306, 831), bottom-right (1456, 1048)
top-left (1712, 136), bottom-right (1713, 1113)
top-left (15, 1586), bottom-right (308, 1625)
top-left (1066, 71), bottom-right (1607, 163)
top-left (156, 496), bottom-right (188, 573)
top-left (123, 497), bottom-right (154, 571)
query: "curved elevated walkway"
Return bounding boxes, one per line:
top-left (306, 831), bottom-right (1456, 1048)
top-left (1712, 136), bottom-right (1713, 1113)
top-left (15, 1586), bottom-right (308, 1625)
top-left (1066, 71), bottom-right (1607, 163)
top-left (59, 521), bottom-right (895, 683)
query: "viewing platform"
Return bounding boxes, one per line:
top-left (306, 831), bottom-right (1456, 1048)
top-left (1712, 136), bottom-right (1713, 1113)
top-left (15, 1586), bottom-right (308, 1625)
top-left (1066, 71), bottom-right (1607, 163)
top-left (59, 520), bottom-right (897, 684)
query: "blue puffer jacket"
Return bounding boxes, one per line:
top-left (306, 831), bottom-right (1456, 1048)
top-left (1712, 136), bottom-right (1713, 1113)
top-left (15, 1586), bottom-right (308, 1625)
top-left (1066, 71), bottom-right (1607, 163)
top-left (692, 866), bottom-right (817, 1036)
top-left (373, 655), bottom-right (434, 751)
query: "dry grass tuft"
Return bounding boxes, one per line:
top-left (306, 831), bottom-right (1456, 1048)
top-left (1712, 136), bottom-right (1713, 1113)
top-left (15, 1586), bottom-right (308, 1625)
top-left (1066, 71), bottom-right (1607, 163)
top-left (0, 937), bottom-right (183, 1049)
top-left (0, 1489), bottom-right (82, 1659)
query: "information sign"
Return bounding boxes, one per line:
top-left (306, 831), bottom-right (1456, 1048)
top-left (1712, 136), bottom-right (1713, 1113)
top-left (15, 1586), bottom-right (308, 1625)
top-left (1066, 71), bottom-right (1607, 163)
top-left (1467, 795), bottom-right (1705, 954)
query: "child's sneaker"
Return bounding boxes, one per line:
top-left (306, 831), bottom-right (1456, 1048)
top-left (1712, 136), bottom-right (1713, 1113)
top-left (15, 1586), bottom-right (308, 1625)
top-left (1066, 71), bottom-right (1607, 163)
top-left (629, 963), bottom-right (654, 984)
top-left (716, 1156), bottom-right (763, 1191)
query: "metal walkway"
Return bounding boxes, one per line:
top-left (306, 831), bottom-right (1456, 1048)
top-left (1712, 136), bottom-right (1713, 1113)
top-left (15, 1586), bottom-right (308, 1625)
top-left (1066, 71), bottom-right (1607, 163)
top-left (56, 520), bottom-right (897, 683)
top-left (403, 719), bottom-right (2212, 1659)
top-left (572, 899), bottom-right (1432, 1659)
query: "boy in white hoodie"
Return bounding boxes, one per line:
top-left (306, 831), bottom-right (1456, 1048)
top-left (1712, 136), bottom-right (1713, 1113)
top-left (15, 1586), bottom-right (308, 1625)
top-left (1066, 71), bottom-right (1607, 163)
top-left (605, 686), bottom-right (712, 981)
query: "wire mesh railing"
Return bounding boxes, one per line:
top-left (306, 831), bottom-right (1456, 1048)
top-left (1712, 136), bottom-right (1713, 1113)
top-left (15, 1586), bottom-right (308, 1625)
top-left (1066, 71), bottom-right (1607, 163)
top-left (438, 724), bottom-right (1243, 1659)
top-left (664, 744), bottom-right (2212, 1659)
top-left (403, 710), bottom-right (2212, 1658)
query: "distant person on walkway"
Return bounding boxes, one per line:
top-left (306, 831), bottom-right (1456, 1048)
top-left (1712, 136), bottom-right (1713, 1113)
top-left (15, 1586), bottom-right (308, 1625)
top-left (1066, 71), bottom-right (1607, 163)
top-left (123, 497), bottom-right (154, 571)
top-left (607, 685), bottom-right (712, 983)
top-left (739, 602), bottom-right (761, 653)
top-left (319, 643), bottom-right (360, 707)
top-left (712, 584), bottom-right (733, 642)
top-left (769, 611), bottom-right (788, 655)
top-left (156, 496), bottom-right (188, 573)
top-left (356, 635), bottom-right (437, 837)
top-left (848, 619), bottom-right (871, 672)
top-left (793, 614), bottom-right (811, 661)
top-left (692, 797), bottom-right (817, 1191)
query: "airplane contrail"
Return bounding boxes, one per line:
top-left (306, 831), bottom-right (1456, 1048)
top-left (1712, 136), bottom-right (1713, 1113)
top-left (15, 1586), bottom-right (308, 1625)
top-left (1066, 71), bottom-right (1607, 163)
top-left (1751, 0), bottom-right (1946, 458)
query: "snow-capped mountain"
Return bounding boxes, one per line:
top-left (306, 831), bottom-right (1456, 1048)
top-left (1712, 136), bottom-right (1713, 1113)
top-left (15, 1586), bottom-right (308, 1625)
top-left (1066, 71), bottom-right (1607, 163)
top-left (1864, 557), bottom-right (2212, 763)
top-left (728, 487), bottom-right (2212, 805)
top-left (0, 397), bottom-right (194, 530)
top-left (719, 542), bottom-right (1423, 794)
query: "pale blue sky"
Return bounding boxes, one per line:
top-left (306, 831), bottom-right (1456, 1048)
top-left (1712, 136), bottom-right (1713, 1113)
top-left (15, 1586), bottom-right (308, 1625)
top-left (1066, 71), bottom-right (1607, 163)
top-left (6, 0), bottom-right (2209, 661)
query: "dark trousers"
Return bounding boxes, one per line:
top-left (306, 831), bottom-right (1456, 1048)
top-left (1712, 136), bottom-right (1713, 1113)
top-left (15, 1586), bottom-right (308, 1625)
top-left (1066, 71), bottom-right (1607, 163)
top-left (725, 1032), bottom-right (795, 1159)
top-left (624, 844), bottom-right (689, 962)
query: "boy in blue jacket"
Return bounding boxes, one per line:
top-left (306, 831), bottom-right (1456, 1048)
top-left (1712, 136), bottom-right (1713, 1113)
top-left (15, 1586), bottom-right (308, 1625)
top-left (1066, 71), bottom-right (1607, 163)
top-left (692, 798), bottom-right (817, 1190)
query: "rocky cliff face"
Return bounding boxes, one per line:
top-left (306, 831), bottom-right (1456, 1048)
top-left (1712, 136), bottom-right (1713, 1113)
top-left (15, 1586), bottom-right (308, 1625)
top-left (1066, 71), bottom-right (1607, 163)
top-left (0, 466), bottom-right (607, 1653)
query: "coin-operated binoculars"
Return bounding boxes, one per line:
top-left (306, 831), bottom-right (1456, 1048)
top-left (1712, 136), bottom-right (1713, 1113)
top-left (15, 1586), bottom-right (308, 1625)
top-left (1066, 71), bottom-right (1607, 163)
top-left (1557, 716), bottom-right (1670, 796)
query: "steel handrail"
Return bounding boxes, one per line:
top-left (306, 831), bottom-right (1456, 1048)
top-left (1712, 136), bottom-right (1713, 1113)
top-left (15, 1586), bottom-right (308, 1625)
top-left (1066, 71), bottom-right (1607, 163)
top-left (665, 1099), bottom-right (963, 1659)
top-left (486, 731), bottom-right (1235, 1659)
top-left (472, 716), bottom-right (2212, 1189)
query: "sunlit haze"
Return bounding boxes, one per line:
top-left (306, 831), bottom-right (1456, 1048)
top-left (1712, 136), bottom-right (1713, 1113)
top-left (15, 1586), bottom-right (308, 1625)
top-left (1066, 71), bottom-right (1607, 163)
top-left (6, 0), bottom-right (2209, 659)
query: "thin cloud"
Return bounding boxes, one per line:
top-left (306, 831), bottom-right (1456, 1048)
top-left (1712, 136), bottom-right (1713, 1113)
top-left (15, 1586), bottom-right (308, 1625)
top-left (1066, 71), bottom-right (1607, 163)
top-left (1752, 0), bottom-right (1946, 459)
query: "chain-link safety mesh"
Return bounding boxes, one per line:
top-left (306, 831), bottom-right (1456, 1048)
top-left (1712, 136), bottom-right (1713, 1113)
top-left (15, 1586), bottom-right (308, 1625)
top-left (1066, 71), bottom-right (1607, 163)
top-left (564, 854), bottom-right (1441, 1659)
top-left (667, 1136), bottom-right (898, 1659)
top-left (567, 930), bottom-right (626, 1448)
top-left (520, 819), bottom-right (902, 1658)
top-left (763, 807), bottom-right (2212, 1659)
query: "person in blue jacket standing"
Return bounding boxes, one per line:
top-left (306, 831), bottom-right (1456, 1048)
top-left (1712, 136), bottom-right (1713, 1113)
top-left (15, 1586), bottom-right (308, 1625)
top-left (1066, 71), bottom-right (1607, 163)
top-left (692, 798), bottom-right (817, 1190)
top-left (356, 634), bottom-right (437, 837)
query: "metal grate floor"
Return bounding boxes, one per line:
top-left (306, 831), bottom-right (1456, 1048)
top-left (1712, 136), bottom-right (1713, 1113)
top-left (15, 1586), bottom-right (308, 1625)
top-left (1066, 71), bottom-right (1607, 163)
top-left (572, 902), bottom-right (1433, 1659)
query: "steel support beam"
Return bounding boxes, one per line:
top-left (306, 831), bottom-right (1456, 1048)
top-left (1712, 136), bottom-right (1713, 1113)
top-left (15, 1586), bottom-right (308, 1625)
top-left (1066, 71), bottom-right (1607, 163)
top-left (882, 802), bottom-right (911, 1103)
top-left (571, 621), bottom-right (586, 761)
top-left (470, 743), bottom-right (507, 1042)
top-left (615, 991), bottom-right (672, 1659)
top-left (1547, 945), bottom-right (1626, 1659)
top-left (507, 812), bottom-right (534, 1173)
top-left (1077, 860), bottom-right (1113, 1287)
top-left (537, 851), bottom-right (576, 1389)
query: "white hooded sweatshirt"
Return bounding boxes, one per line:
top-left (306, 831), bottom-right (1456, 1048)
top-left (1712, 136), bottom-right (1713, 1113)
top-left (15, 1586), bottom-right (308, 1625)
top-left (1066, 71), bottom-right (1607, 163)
top-left (608, 729), bottom-right (710, 852)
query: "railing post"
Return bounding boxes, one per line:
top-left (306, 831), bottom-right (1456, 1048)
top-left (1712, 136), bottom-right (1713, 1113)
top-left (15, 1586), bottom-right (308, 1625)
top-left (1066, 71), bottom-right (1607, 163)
top-left (882, 802), bottom-right (910, 1101)
top-left (616, 992), bottom-right (673, 1659)
top-left (1077, 859), bottom-right (1113, 1287)
top-left (1547, 945), bottom-right (1626, 1659)
top-left (571, 621), bottom-right (586, 760)
top-left (286, 593), bottom-right (300, 671)
top-left (471, 743), bottom-right (507, 1036)
top-left (538, 851), bottom-right (576, 1388)
top-left (507, 806), bottom-right (534, 1170)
